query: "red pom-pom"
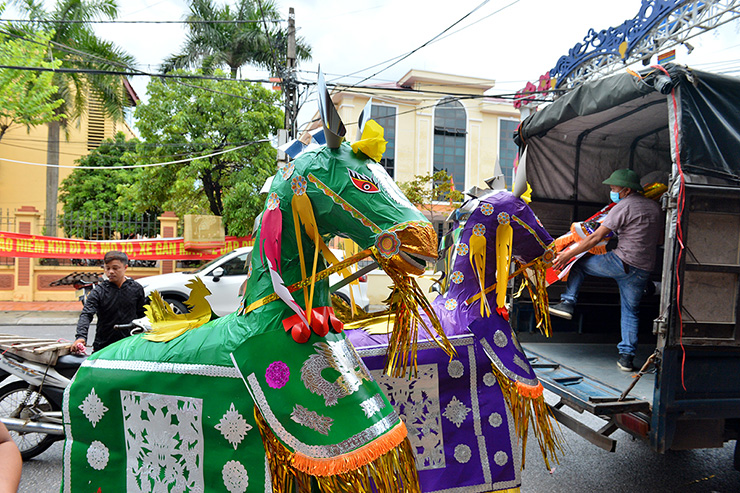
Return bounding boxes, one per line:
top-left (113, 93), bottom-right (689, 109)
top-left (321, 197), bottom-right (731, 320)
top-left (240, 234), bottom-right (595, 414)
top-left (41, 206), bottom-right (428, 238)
top-left (291, 323), bottom-right (311, 343)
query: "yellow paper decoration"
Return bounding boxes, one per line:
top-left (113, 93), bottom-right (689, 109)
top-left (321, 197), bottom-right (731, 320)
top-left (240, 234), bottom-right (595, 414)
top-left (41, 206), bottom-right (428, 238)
top-left (292, 192), bottom-right (355, 322)
top-left (468, 233), bottom-right (491, 318)
top-left (496, 222), bottom-right (513, 312)
top-left (144, 278), bottom-right (213, 342)
top-left (351, 119), bottom-right (387, 162)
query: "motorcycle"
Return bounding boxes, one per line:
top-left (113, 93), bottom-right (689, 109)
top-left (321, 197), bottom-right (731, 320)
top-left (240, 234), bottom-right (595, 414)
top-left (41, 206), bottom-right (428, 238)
top-left (0, 318), bottom-right (151, 460)
top-left (49, 272), bottom-right (103, 306)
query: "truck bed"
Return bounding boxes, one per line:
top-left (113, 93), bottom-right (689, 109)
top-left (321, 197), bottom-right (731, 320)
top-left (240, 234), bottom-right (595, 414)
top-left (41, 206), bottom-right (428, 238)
top-left (522, 342), bottom-right (656, 405)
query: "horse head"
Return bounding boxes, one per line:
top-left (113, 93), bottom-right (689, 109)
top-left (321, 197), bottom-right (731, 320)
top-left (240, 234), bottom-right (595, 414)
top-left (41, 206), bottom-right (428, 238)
top-left (435, 190), bottom-right (554, 333)
top-left (245, 72), bottom-right (438, 345)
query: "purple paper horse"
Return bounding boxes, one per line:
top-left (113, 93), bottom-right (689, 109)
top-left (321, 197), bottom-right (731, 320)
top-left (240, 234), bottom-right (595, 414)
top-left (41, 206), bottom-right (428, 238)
top-left (350, 190), bottom-right (555, 493)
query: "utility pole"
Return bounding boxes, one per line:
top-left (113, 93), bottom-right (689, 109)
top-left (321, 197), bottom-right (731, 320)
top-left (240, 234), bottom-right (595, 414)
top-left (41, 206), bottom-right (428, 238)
top-left (284, 7), bottom-right (297, 140)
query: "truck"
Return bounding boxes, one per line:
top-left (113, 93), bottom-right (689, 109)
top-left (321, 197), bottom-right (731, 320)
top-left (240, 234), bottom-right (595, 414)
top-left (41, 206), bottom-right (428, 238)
top-left (512, 63), bottom-right (740, 467)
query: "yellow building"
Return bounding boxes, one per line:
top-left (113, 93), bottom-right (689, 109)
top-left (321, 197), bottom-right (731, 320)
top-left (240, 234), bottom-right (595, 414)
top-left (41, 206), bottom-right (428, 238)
top-left (321, 70), bottom-right (520, 202)
top-left (0, 82), bottom-right (138, 236)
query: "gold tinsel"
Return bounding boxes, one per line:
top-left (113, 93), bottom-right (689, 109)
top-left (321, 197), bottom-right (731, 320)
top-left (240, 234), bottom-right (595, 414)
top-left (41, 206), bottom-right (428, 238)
top-left (515, 258), bottom-right (553, 337)
top-left (493, 365), bottom-right (563, 470)
top-left (374, 248), bottom-right (456, 378)
top-left (330, 293), bottom-right (376, 323)
top-left (255, 407), bottom-right (421, 493)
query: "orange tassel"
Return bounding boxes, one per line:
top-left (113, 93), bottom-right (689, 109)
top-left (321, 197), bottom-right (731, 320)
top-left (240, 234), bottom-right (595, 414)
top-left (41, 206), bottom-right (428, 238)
top-left (292, 421), bottom-right (408, 476)
top-left (516, 380), bottom-right (544, 399)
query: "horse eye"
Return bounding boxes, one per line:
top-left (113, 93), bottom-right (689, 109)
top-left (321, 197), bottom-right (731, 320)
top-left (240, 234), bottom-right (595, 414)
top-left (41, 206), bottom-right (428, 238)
top-left (351, 176), bottom-right (380, 193)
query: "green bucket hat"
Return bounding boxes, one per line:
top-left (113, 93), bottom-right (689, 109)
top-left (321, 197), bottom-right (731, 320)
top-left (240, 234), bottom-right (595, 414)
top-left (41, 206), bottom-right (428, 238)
top-left (602, 169), bottom-right (643, 191)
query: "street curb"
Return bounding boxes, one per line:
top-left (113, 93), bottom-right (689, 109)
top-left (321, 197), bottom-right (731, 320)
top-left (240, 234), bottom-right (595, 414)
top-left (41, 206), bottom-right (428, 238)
top-left (0, 311), bottom-right (80, 326)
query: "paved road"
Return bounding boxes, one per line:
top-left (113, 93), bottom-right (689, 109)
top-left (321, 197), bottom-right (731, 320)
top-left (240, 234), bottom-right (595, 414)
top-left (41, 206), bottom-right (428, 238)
top-left (5, 324), bottom-right (740, 492)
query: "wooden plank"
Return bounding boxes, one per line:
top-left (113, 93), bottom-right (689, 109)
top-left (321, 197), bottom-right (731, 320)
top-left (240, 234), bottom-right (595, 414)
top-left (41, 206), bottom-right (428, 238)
top-left (32, 344), bottom-right (71, 353)
top-left (1, 341), bottom-right (59, 349)
top-left (0, 339), bottom-right (58, 345)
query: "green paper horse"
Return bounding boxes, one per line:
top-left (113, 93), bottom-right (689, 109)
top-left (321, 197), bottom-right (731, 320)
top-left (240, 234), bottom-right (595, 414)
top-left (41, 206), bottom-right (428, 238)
top-left (62, 123), bottom-right (439, 491)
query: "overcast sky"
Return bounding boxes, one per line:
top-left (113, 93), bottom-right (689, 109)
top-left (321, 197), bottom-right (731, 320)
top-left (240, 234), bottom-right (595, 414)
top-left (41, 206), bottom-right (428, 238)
top-left (12, 0), bottom-right (740, 128)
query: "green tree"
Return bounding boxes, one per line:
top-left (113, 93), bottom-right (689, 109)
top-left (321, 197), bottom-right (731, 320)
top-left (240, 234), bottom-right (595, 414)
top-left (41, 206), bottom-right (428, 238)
top-left (58, 133), bottom-right (157, 239)
top-left (0, 29), bottom-right (64, 141)
top-left (161, 0), bottom-right (311, 78)
top-left (400, 170), bottom-right (465, 225)
top-left (10, 0), bottom-right (136, 230)
top-left (126, 70), bottom-right (283, 236)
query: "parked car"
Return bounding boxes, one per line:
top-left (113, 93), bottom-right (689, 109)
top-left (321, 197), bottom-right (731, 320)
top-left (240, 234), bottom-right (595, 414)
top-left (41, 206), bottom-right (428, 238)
top-left (136, 247), bottom-right (369, 317)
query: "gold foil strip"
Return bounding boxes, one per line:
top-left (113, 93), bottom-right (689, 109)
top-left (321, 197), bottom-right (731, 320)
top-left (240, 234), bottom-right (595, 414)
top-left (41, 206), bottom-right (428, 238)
top-left (255, 407), bottom-right (421, 492)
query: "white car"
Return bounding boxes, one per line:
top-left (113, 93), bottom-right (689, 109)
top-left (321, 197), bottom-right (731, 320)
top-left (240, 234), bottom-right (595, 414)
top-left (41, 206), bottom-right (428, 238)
top-left (137, 247), bottom-right (369, 317)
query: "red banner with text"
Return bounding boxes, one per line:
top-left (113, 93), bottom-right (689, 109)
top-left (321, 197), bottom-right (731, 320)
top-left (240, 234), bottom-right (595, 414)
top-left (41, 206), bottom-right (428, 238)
top-left (0, 232), bottom-right (253, 260)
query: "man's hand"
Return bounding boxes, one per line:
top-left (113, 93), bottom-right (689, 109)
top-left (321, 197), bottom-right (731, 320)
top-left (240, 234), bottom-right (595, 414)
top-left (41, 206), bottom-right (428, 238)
top-left (70, 338), bottom-right (86, 354)
top-left (553, 224), bottom-right (613, 271)
top-left (553, 250), bottom-right (574, 271)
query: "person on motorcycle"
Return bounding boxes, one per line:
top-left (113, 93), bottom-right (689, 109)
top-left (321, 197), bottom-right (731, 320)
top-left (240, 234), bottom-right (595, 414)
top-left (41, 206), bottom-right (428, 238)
top-left (0, 421), bottom-right (21, 492)
top-left (71, 250), bottom-right (146, 353)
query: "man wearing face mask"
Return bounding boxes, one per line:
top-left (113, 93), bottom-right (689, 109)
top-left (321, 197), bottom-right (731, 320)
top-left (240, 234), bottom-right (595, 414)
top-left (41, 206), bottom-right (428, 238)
top-left (549, 169), bottom-right (662, 371)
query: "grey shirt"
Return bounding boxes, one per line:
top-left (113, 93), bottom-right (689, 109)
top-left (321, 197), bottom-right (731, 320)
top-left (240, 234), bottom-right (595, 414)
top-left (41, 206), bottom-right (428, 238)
top-left (601, 193), bottom-right (662, 272)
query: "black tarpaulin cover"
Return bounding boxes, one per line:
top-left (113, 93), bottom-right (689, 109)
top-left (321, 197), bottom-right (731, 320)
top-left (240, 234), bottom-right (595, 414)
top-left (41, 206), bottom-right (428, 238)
top-left (517, 64), bottom-right (740, 203)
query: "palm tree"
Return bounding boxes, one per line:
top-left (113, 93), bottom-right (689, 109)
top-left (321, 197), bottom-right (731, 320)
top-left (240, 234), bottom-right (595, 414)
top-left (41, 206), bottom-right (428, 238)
top-left (161, 0), bottom-right (311, 79)
top-left (10, 0), bottom-right (136, 233)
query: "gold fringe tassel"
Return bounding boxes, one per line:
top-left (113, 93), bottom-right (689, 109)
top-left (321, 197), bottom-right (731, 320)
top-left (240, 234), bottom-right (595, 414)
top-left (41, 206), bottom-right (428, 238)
top-left (493, 366), bottom-right (564, 470)
top-left (495, 220), bottom-right (514, 315)
top-left (517, 258), bottom-right (553, 337)
top-left (255, 407), bottom-right (421, 492)
top-left (374, 248), bottom-right (456, 378)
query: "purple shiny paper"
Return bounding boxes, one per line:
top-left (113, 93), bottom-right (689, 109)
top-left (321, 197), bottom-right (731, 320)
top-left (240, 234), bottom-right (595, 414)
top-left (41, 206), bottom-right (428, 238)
top-left (356, 335), bottom-right (520, 492)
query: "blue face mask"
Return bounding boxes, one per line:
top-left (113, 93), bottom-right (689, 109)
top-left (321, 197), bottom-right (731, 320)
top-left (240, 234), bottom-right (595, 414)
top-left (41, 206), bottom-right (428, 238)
top-left (610, 191), bottom-right (622, 203)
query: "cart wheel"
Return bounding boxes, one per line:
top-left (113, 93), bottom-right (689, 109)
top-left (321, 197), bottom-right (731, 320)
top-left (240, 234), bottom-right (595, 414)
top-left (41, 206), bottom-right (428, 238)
top-left (0, 381), bottom-right (58, 460)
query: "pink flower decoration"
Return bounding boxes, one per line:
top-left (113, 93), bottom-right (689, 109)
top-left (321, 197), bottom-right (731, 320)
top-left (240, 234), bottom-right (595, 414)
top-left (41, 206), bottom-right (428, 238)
top-left (538, 73), bottom-right (551, 93)
top-left (265, 361), bottom-right (290, 389)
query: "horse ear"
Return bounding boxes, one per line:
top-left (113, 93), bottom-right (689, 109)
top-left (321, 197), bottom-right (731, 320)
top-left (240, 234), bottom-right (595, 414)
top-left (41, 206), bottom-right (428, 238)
top-left (317, 67), bottom-right (346, 149)
top-left (512, 146), bottom-right (528, 198)
top-left (356, 98), bottom-right (373, 141)
top-left (484, 156), bottom-right (507, 191)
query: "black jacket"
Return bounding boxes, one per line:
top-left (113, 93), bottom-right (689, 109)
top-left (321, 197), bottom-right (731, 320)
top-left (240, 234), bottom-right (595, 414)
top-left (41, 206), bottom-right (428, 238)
top-left (75, 278), bottom-right (146, 352)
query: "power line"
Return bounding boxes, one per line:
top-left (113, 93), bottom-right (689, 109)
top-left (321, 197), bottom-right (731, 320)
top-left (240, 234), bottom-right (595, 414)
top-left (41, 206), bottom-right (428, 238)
top-left (0, 28), bottom-right (285, 104)
top-left (429, 0), bottom-right (521, 46)
top-left (0, 140), bottom-right (269, 169)
top-left (345, 0), bottom-right (492, 88)
top-left (314, 0), bottom-right (520, 88)
top-left (0, 18), bottom-right (280, 24)
top-left (0, 63), bottom-right (276, 83)
top-left (326, 82), bottom-right (553, 101)
top-left (0, 136), bottom-right (264, 147)
top-left (0, 139), bottom-right (251, 161)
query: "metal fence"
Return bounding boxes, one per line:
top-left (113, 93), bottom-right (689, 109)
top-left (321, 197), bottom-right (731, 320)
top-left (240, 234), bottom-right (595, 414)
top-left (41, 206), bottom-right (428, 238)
top-left (55, 210), bottom-right (160, 241)
top-left (38, 210), bottom-right (161, 267)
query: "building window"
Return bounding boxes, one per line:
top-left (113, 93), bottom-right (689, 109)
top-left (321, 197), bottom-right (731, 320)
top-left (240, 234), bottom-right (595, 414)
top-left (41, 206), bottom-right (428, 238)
top-left (499, 118), bottom-right (519, 189)
top-left (371, 104), bottom-right (396, 178)
top-left (433, 98), bottom-right (466, 191)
